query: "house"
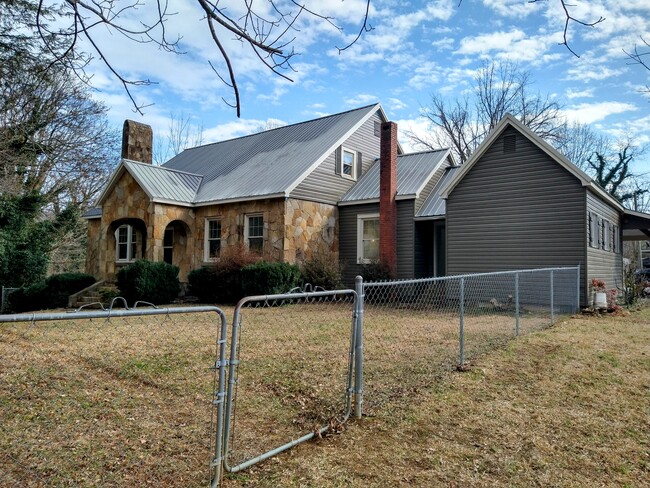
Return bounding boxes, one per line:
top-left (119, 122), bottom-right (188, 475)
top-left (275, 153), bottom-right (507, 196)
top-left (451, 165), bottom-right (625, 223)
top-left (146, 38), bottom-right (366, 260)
top-left (438, 114), bottom-right (650, 306)
top-left (85, 104), bottom-right (403, 283)
top-left (85, 105), bottom-right (650, 307)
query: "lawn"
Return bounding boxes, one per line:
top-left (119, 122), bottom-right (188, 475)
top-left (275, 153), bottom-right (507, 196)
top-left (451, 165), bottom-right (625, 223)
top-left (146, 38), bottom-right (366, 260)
top-left (1, 303), bottom-right (648, 487)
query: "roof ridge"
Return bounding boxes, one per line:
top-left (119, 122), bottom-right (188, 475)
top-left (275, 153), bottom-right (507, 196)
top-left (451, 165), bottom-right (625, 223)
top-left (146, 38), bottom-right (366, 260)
top-left (398, 148), bottom-right (449, 157)
top-left (177, 103), bottom-right (381, 152)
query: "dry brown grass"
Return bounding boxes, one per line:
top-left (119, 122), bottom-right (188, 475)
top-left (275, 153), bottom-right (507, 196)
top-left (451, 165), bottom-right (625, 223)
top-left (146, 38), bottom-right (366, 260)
top-left (223, 306), bottom-right (650, 488)
top-left (2, 304), bottom-right (648, 487)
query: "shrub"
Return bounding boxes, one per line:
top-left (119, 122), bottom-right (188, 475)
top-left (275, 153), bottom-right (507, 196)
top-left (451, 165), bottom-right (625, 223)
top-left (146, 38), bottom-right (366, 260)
top-left (241, 261), bottom-right (302, 296)
top-left (187, 243), bottom-right (259, 304)
top-left (301, 255), bottom-right (344, 290)
top-left (360, 260), bottom-right (393, 282)
top-left (8, 272), bottom-right (96, 312)
top-left (116, 260), bottom-right (180, 305)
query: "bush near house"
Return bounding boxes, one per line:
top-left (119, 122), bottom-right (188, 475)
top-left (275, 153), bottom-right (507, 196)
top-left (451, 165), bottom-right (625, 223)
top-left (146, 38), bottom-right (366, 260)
top-left (9, 272), bottom-right (96, 313)
top-left (188, 244), bottom-right (260, 304)
top-left (241, 261), bottom-right (302, 297)
top-left (301, 255), bottom-right (344, 290)
top-left (116, 260), bottom-right (180, 305)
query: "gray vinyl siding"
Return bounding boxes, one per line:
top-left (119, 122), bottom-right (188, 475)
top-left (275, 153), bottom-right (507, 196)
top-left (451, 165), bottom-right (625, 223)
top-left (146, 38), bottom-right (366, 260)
top-left (340, 203), bottom-right (379, 285)
top-left (396, 200), bottom-right (415, 280)
top-left (291, 111), bottom-right (382, 204)
top-left (415, 159), bottom-right (449, 214)
top-left (446, 126), bottom-right (587, 302)
top-left (339, 200), bottom-right (416, 285)
top-left (586, 190), bottom-right (623, 297)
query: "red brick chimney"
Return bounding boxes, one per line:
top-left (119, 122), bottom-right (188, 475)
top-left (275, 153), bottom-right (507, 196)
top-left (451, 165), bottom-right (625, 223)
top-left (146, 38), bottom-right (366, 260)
top-left (122, 120), bottom-right (153, 164)
top-left (379, 121), bottom-right (398, 276)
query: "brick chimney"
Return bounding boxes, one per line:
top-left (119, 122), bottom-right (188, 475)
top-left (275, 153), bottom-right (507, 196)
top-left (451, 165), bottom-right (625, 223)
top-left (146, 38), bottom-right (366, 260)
top-left (122, 120), bottom-right (153, 164)
top-left (379, 121), bottom-right (398, 276)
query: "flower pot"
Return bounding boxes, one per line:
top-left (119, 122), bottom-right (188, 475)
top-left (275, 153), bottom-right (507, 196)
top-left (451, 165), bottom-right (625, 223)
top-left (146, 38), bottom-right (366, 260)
top-left (594, 292), bottom-right (607, 309)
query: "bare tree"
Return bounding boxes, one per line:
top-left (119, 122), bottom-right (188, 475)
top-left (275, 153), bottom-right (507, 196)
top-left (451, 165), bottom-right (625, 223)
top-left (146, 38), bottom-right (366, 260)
top-left (587, 143), bottom-right (648, 208)
top-left (411, 61), bottom-right (564, 163)
top-left (555, 122), bottom-right (610, 171)
top-left (20, 0), bottom-right (372, 118)
top-left (153, 113), bottom-right (204, 165)
top-left (624, 37), bottom-right (650, 96)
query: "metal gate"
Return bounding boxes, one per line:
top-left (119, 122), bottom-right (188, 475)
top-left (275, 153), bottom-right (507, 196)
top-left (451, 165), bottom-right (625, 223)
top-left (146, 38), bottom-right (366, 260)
top-left (212, 288), bottom-right (359, 483)
top-left (0, 303), bottom-right (227, 487)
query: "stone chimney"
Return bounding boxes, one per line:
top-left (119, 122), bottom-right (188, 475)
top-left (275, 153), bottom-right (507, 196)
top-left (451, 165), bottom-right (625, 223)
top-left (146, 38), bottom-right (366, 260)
top-left (121, 120), bottom-right (153, 164)
top-left (379, 121), bottom-right (398, 276)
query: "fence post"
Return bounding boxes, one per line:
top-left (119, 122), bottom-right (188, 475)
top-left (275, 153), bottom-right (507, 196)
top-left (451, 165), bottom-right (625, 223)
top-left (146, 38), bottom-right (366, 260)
top-left (550, 270), bottom-right (555, 325)
top-left (576, 264), bottom-right (581, 312)
top-left (515, 272), bottom-right (520, 336)
top-left (459, 277), bottom-right (465, 366)
top-left (354, 276), bottom-right (364, 419)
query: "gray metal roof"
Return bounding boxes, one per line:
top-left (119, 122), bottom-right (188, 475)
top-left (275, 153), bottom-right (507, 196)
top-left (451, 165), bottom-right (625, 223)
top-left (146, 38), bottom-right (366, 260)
top-left (160, 104), bottom-right (381, 204)
top-left (123, 160), bottom-right (203, 204)
top-left (83, 207), bottom-right (102, 219)
top-left (415, 166), bottom-right (460, 218)
top-left (340, 149), bottom-right (450, 203)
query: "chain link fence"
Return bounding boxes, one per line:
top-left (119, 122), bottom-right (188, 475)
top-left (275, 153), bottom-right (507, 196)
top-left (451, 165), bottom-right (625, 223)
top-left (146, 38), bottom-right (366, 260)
top-left (218, 289), bottom-right (358, 476)
top-left (1, 286), bottom-right (19, 313)
top-left (0, 305), bottom-right (226, 488)
top-left (359, 266), bottom-right (580, 416)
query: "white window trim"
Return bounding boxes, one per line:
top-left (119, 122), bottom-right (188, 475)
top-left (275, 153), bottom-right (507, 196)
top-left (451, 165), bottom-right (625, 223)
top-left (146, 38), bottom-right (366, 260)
top-left (357, 213), bottom-right (380, 264)
top-left (244, 213), bottom-right (264, 251)
top-left (115, 224), bottom-right (137, 263)
top-left (204, 218), bottom-right (222, 262)
top-left (341, 147), bottom-right (357, 181)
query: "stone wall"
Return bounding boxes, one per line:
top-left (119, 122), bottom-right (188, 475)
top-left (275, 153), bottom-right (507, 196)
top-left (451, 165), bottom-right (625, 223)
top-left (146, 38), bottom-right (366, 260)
top-left (284, 199), bottom-right (338, 263)
top-left (88, 169), bottom-right (341, 284)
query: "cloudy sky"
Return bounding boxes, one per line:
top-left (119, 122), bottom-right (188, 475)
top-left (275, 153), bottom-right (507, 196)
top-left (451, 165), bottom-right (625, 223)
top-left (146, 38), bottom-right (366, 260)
top-left (83, 0), bottom-right (650, 171)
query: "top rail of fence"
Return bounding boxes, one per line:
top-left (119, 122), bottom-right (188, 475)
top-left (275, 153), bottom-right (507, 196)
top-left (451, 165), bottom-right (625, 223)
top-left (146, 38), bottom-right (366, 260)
top-left (363, 266), bottom-right (580, 287)
top-left (0, 305), bottom-right (224, 323)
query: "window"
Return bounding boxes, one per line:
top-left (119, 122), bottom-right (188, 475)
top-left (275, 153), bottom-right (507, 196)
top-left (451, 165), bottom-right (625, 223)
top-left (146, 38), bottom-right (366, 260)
top-left (342, 149), bottom-right (356, 178)
top-left (374, 121), bottom-right (381, 137)
top-left (602, 220), bottom-right (612, 251)
top-left (115, 224), bottom-right (138, 262)
top-left (588, 212), bottom-right (599, 249)
top-left (357, 214), bottom-right (380, 264)
top-left (205, 219), bottom-right (222, 261)
top-left (245, 214), bottom-right (264, 253)
top-left (163, 228), bottom-right (173, 264)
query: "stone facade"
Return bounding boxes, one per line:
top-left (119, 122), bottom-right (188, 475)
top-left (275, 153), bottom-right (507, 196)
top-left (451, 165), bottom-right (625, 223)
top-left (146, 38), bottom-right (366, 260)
top-left (86, 172), bottom-right (340, 283)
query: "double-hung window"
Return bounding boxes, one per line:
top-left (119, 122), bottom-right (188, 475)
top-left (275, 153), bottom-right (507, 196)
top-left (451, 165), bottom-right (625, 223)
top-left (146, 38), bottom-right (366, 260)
top-left (342, 149), bottom-right (356, 178)
top-left (357, 213), bottom-right (380, 264)
top-left (115, 224), bottom-right (138, 262)
top-left (245, 214), bottom-right (264, 253)
top-left (205, 219), bottom-right (222, 261)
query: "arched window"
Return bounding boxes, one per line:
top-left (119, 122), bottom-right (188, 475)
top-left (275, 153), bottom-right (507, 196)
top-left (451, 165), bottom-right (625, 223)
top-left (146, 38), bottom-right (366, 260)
top-left (115, 224), bottom-right (139, 262)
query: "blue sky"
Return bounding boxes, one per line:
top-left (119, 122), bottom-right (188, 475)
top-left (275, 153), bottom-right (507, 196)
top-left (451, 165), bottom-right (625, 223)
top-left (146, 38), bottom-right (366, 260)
top-left (84, 0), bottom-right (650, 172)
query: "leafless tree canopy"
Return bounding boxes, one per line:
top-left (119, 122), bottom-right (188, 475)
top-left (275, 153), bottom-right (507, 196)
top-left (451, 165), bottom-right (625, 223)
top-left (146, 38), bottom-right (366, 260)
top-left (28, 0), bottom-right (371, 117)
top-left (410, 61), bottom-right (564, 163)
top-left (153, 113), bottom-right (204, 166)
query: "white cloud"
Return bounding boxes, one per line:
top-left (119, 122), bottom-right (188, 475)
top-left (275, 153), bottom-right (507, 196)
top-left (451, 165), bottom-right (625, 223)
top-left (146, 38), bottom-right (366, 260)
top-left (388, 98), bottom-right (408, 111)
top-left (481, 0), bottom-right (544, 18)
top-left (562, 101), bottom-right (638, 124)
top-left (408, 61), bottom-right (442, 89)
top-left (344, 94), bottom-right (379, 106)
top-left (431, 36), bottom-right (455, 50)
top-left (566, 88), bottom-right (595, 99)
top-left (202, 119), bottom-right (270, 143)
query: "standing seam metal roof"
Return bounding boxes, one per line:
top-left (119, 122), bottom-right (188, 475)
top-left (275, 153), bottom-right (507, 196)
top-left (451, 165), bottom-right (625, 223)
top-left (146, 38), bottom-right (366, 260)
top-left (415, 166), bottom-right (460, 218)
top-left (340, 150), bottom-right (449, 202)
top-left (123, 160), bottom-right (203, 203)
top-left (161, 104), bottom-right (381, 203)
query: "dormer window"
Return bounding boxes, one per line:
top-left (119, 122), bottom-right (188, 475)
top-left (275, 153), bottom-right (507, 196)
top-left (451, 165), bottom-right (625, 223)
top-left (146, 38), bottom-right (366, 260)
top-left (342, 149), bottom-right (356, 178)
